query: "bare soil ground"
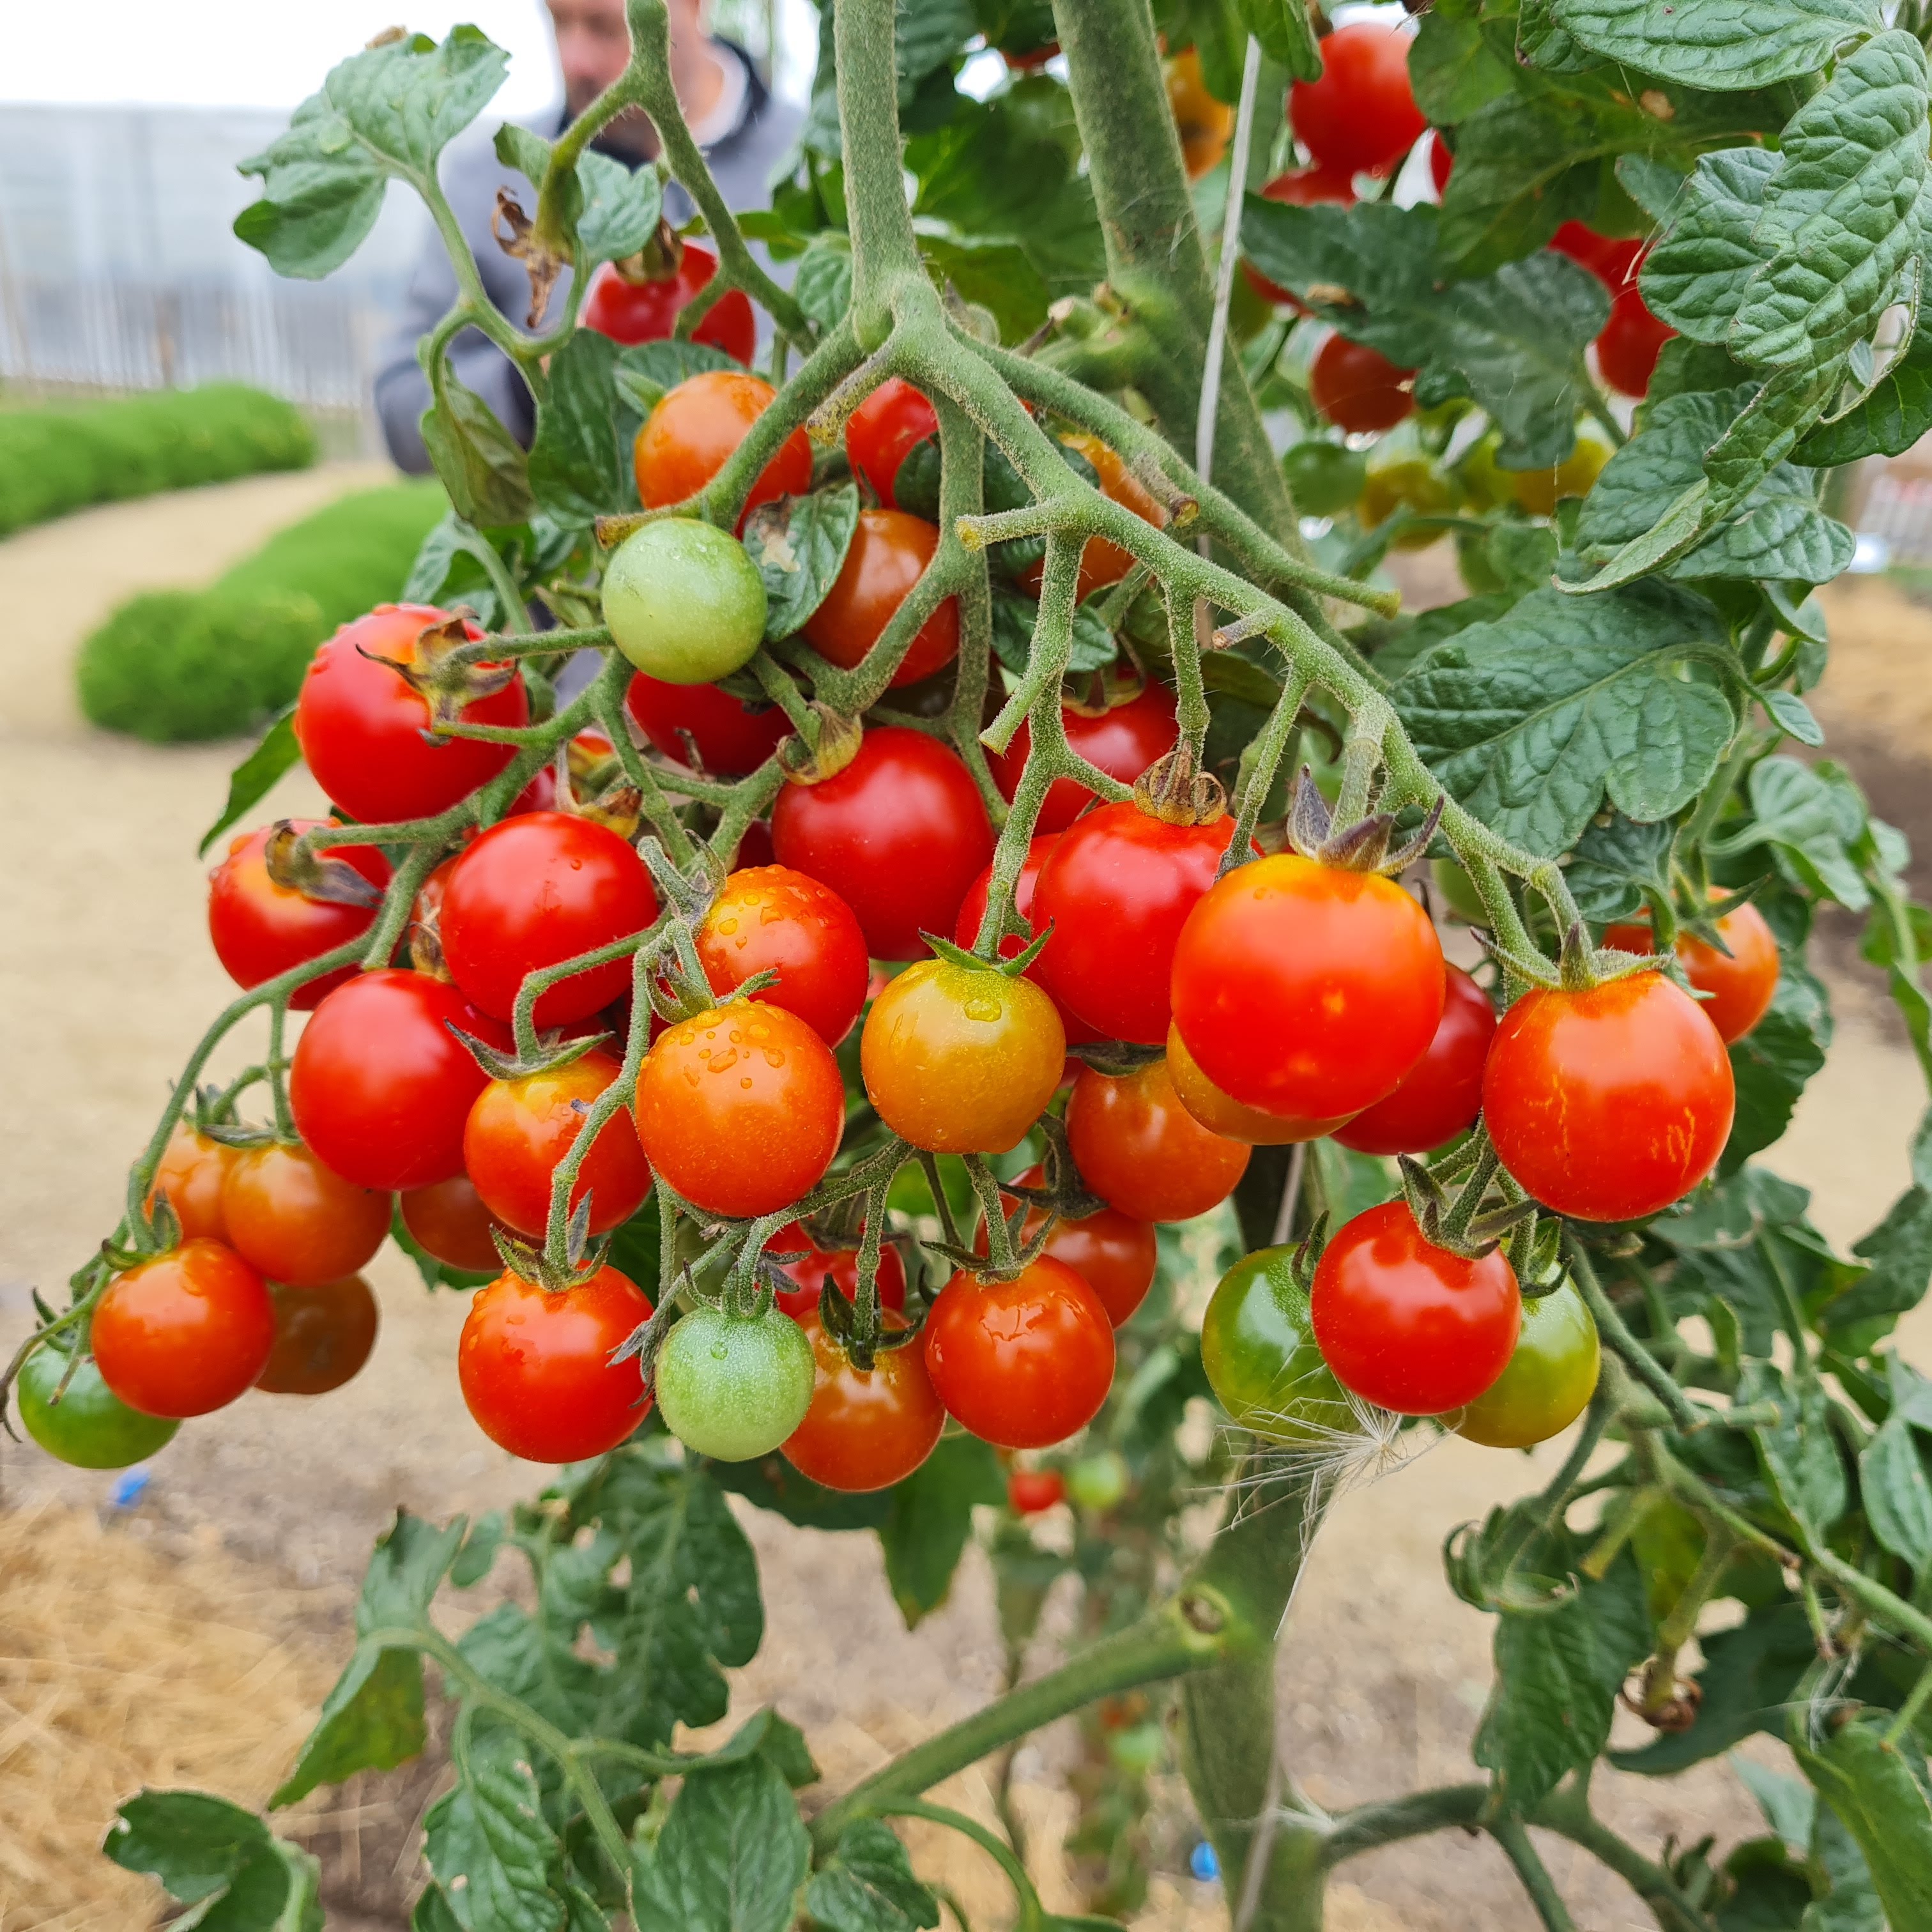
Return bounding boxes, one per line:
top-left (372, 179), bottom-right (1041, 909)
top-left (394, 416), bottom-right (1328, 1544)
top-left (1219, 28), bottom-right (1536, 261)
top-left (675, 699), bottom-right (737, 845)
top-left (1, 487), bottom-right (1929, 1931)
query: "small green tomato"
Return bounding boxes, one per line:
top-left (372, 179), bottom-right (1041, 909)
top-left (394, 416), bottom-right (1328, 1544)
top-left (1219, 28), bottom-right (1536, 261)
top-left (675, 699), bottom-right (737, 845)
top-left (1200, 1246), bottom-right (1354, 1444)
top-left (1453, 1278), bottom-right (1600, 1449)
top-left (19, 1344), bottom-right (180, 1469)
top-left (601, 516), bottom-right (768, 684)
top-left (1066, 1448), bottom-right (1130, 1512)
top-left (654, 1303), bottom-right (815, 1462)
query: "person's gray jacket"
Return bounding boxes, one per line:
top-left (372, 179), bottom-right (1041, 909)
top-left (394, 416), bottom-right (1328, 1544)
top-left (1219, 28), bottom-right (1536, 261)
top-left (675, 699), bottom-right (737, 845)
top-left (375, 44), bottom-right (801, 473)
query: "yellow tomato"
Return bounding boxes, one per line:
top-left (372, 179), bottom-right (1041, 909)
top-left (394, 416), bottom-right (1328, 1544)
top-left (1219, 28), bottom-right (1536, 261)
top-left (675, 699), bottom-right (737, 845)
top-left (1168, 49), bottom-right (1235, 180)
top-left (1510, 434), bottom-right (1613, 516)
top-left (1357, 459), bottom-right (1456, 549)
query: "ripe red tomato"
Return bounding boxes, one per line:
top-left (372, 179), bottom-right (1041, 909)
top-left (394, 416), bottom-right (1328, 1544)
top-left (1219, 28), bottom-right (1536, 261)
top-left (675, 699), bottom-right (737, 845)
top-left (634, 369), bottom-right (813, 526)
top-left (625, 673), bottom-right (792, 775)
top-left (1597, 288), bottom-right (1675, 398)
top-left (802, 508), bottom-right (958, 687)
top-left (208, 821), bottom-right (391, 1011)
top-left (1552, 223), bottom-right (1643, 291)
top-left (401, 1174), bottom-right (508, 1273)
top-left (1017, 433), bottom-right (1165, 601)
top-left (1311, 1200), bottom-right (1521, 1416)
top-left (1310, 335), bottom-right (1416, 434)
top-left (1291, 22), bottom-right (1425, 176)
top-left (1065, 1059), bottom-right (1250, 1223)
top-left (990, 683), bottom-right (1179, 833)
top-left (771, 727), bottom-right (993, 962)
top-left (441, 811), bottom-right (657, 1028)
top-left (458, 1263), bottom-right (652, 1462)
top-left (93, 1239), bottom-right (277, 1418)
top-left (1485, 972), bottom-right (1735, 1220)
top-left (994, 1165), bottom-right (1158, 1328)
top-left (1165, 1023), bottom-right (1353, 1145)
top-left (290, 970), bottom-right (510, 1192)
top-left (1602, 898), bottom-right (1779, 1044)
top-left (1429, 130), bottom-right (1453, 195)
top-left (781, 1309), bottom-right (946, 1491)
top-left (256, 1273), bottom-right (379, 1395)
top-left (1008, 1468), bottom-right (1066, 1513)
top-left (1245, 167), bottom-right (1356, 307)
top-left (1333, 965), bottom-right (1496, 1155)
top-left (635, 1002), bottom-right (844, 1216)
top-left (696, 865), bottom-right (870, 1046)
top-left (220, 1140), bottom-right (392, 1287)
top-left (924, 1255), bottom-right (1116, 1448)
top-left (846, 378), bottom-right (939, 509)
top-left (861, 958), bottom-right (1066, 1153)
top-left (766, 1222), bottom-right (907, 1321)
top-left (149, 1127), bottom-right (235, 1243)
top-left (953, 836), bottom-right (1100, 1050)
top-left (464, 1051), bottom-right (651, 1239)
top-left (295, 606), bottom-right (528, 825)
top-left (1030, 804), bottom-right (1238, 1045)
top-left (579, 242), bottom-right (755, 364)
top-left (1171, 854), bottom-right (1445, 1120)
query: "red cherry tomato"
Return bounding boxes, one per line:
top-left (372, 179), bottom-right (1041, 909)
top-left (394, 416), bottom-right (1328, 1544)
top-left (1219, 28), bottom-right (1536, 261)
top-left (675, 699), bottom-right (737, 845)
top-left (1290, 22), bottom-right (1425, 177)
top-left (846, 378), bottom-right (940, 509)
top-left (441, 811), bottom-right (658, 1029)
top-left (772, 727), bottom-right (993, 962)
top-left (634, 369), bottom-right (813, 527)
top-left (625, 673), bottom-right (792, 775)
top-left (290, 970), bottom-right (510, 1192)
top-left (1310, 335), bottom-right (1416, 434)
top-left (509, 727), bottom-right (617, 816)
top-left (208, 821), bottom-right (392, 1011)
top-left (1551, 223), bottom-right (1644, 292)
top-left (256, 1274), bottom-right (380, 1395)
top-left (1016, 433), bottom-right (1166, 601)
top-left (401, 1174), bottom-right (509, 1273)
top-left (1597, 288), bottom-right (1675, 399)
top-left (464, 1051), bottom-right (652, 1239)
top-left (1602, 898), bottom-right (1779, 1044)
top-left (93, 1239), bottom-right (276, 1418)
top-left (1171, 854), bottom-right (1445, 1121)
top-left (634, 1002), bottom-right (844, 1217)
top-left (1065, 1059), bottom-right (1250, 1223)
top-left (1310, 1200), bottom-right (1521, 1416)
top-left (148, 1127), bottom-right (235, 1244)
top-left (695, 864), bottom-right (871, 1046)
top-left (953, 836), bottom-right (1101, 1048)
top-left (1429, 131), bottom-right (1453, 195)
top-left (781, 1310), bottom-right (946, 1491)
top-left (1032, 803), bottom-right (1245, 1045)
top-left (294, 606), bottom-right (528, 825)
top-left (924, 1255), bottom-right (1116, 1448)
top-left (580, 241), bottom-right (755, 364)
top-left (1008, 1468), bottom-right (1066, 1513)
top-left (802, 508), bottom-right (958, 687)
top-left (1333, 965), bottom-right (1496, 1155)
top-left (1245, 167), bottom-right (1356, 307)
top-left (992, 1165), bottom-right (1159, 1328)
top-left (1484, 972), bottom-right (1735, 1221)
top-left (220, 1140), bottom-right (392, 1287)
top-left (765, 1222), bottom-right (907, 1322)
top-left (458, 1263), bottom-right (653, 1462)
top-left (990, 683), bottom-right (1179, 833)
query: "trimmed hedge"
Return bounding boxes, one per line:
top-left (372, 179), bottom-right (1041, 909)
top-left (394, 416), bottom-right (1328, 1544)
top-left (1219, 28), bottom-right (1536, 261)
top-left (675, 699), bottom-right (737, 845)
top-left (0, 383), bottom-right (317, 537)
top-left (76, 482), bottom-right (447, 742)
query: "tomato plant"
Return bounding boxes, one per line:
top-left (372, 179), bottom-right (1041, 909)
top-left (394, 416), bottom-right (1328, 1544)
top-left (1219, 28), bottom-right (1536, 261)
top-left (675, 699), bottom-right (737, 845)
top-left (624, 671), bottom-right (792, 773)
top-left (1064, 1057), bottom-right (1250, 1222)
top-left (694, 864), bottom-right (870, 1045)
top-left (1200, 1246), bottom-right (1353, 1443)
top-left (634, 369), bottom-right (812, 524)
top-left (1604, 894), bottom-right (1780, 1042)
top-left (1333, 964), bottom-right (1496, 1156)
top-left (765, 1220), bottom-right (907, 1321)
top-left (845, 377), bottom-right (939, 508)
top-left (655, 1301), bottom-right (816, 1461)
top-left (602, 515), bottom-right (769, 682)
top-left (92, 1239), bottom-right (277, 1419)
top-left (18, 1342), bottom-right (180, 1468)
top-left (1452, 1277), bottom-right (1600, 1449)
top-left (220, 1139), bottom-right (392, 1287)
top-left (801, 508), bottom-right (958, 687)
top-left (781, 1309), bottom-right (944, 1491)
top-left (1289, 21), bottom-right (1424, 177)
top-left (580, 240), bottom-right (755, 363)
top-left (989, 682), bottom-right (1177, 831)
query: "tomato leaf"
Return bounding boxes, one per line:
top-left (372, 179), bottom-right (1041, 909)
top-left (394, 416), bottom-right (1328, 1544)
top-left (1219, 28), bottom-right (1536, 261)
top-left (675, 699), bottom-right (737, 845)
top-left (1563, 812), bottom-right (1673, 922)
top-left (421, 372), bottom-right (535, 530)
top-left (1740, 1361), bottom-right (1850, 1537)
top-left (1724, 962), bottom-right (1832, 1172)
top-left (611, 338), bottom-right (742, 415)
top-left (424, 1718), bottom-right (568, 1932)
top-left (105, 1791), bottom-right (324, 1931)
top-left (528, 330), bottom-right (638, 527)
top-left (629, 1756), bottom-right (811, 1932)
top-left (1724, 756), bottom-right (1874, 912)
top-left (1641, 148), bottom-right (1782, 344)
top-left (713, 1450), bottom-right (896, 1531)
top-left (1231, 0), bottom-right (1321, 80)
top-left (197, 707), bottom-right (301, 860)
top-left (1795, 1717), bottom-right (1932, 1929)
top-left (1795, 325), bottom-right (1932, 464)
top-left (806, 1820), bottom-right (942, 1932)
top-left (1551, 0), bottom-right (1881, 91)
top-left (744, 483), bottom-right (862, 640)
top-left (1395, 581), bottom-right (1736, 855)
top-left (795, 236), bottom-right (855, 331)
top-left (1434, 95), bottom-right (1617, 277)
top-left (1408, 4), bottom-right (1517, 125)
top-left (1828, 1115), bottom-right (1932, 1334)
top-left (572, 150), bottom-right (663, 272)
top-left (879, 1431), bottom-right (1006, 1627)
top-left (1860, 1414), bottom-right (1932, 1569)
top-left (236, 29), bottom-right (509, 279)
top-left (990, 586), bottom-right (1117, 677)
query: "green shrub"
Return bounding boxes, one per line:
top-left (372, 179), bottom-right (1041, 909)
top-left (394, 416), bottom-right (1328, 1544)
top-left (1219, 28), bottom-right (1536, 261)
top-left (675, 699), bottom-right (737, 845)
top-left (75, 482), bottom-right (447, 741)
top-left (0, 383), bottom-right (316, 537)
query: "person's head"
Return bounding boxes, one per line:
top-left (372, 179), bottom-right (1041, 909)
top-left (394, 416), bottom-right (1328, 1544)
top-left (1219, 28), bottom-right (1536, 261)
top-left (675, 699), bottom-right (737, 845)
top-left (546, 0), bottom-right (710, 119)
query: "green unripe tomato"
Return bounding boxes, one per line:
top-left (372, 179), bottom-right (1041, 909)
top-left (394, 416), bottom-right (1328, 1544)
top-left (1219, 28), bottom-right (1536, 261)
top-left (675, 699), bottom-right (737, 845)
top-left (655, 1303), bottom-right (815, 1462)
top-left (1453, 1278), bottom-right (1600, 1449)
top-left (1107, 1719), bottom-right (1165, 1774)
top-left (1066, 1448), bottom-right (1130, 1512)
top-left (1281, 441), bottom-right (1368, 519)
top-left (601, 516), bottom-right (768, 684)
top-left (1430, 857), bottom-right (1489, 924)
top-left (19, 1343), bottom-right (180, 1469)
top-left (1200, 1246), bottom-right (1353, 1443)
top-left (1453, 434), bottom-right (1517, 512)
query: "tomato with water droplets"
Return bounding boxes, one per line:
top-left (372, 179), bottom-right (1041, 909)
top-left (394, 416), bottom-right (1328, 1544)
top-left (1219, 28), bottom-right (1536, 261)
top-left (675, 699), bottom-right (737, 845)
top-left (695, 865), bottom-right (870, 1046)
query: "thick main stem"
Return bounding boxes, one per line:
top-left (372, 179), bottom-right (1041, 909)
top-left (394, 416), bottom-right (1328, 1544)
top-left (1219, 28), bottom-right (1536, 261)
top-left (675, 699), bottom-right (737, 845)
top-left (834, 0), bottom-right (922, 346)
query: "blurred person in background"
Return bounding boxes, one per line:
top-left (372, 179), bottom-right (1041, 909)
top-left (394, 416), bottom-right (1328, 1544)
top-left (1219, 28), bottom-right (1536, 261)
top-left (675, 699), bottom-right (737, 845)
top-left (376, 0), bottom-right (800, 471)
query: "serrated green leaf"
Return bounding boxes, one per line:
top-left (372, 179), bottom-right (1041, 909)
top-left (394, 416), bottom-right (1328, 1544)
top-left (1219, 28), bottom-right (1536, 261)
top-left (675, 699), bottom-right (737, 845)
top-left (272, 1646), bottom-right (425, 1808)
top-left (458, 1602), bottom-right (602, 1736)
top-left (630, 1757), bottom-right (810, 1932)
top-left (1725, 963), bottom-right (1830, 1171)
top-left (1642, 148), bottom-right (1782, 344)
top-left (1830, 1131), bottom-right (1932, 1333)
top-left (1232, 0), bottom-right (1321, 79)
top-left (612, 338), bottom-right (742, 415)
top-left (1860, 1414), bottom-right (1932, 1568)
top-left (528, 328), bottom-right (634, 526)
top-left (424, 1722), bottom-right (564, 1932)
top-left (1729, 756), bottom-right (1872, 911)
top-left (1795, 1719), bottom-right (1932, 1929)
top-left (806, 1820), bottom-right (940, 1932)
top-left (879, 1432), bottom-right (1006, 1627)
top-left (415, 1885), bottom-right (468, 1932)
top-left (1567, 813), bottom-right (1673, 921)
top-left (744, 484), bottom-right (861, 640)
top-left (1740, 1361), bottom-right (1848, 1535)
top-left (1435, 94), bottom-right (1611, 276)
top-left (1735, 1755), bottom-right (1818, 1852)
top-left (1795, 326), bottom-right (1932, 464)
top-left (574, 150), bottom-right (661, 271)
top-left (422, 374), bottom-right (535, 529)
top-left (1409, 6), bottom-right (1517, 124)
top-left (990, 586), bottom-right (1117, 677)
top-left (795, 236), bottom-right (855, 331)
top-left (197, 708), bottom-right (301, 859)
top-left (1552, 0), bottom-right (1880, 90)
top-left (1805, 1797), bottom-right (1884, 1932)
top-left (1396, 581), bottom-right (1735, 855)
top-left (105, 1791), bottom-right (322, 1932)
top-left (1762, 688), bottom-right (1825, 746)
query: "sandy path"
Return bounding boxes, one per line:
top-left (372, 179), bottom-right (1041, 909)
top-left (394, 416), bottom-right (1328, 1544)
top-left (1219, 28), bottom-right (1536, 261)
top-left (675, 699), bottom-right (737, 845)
top-left (1, 488), bottom-right (1928, 1931)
